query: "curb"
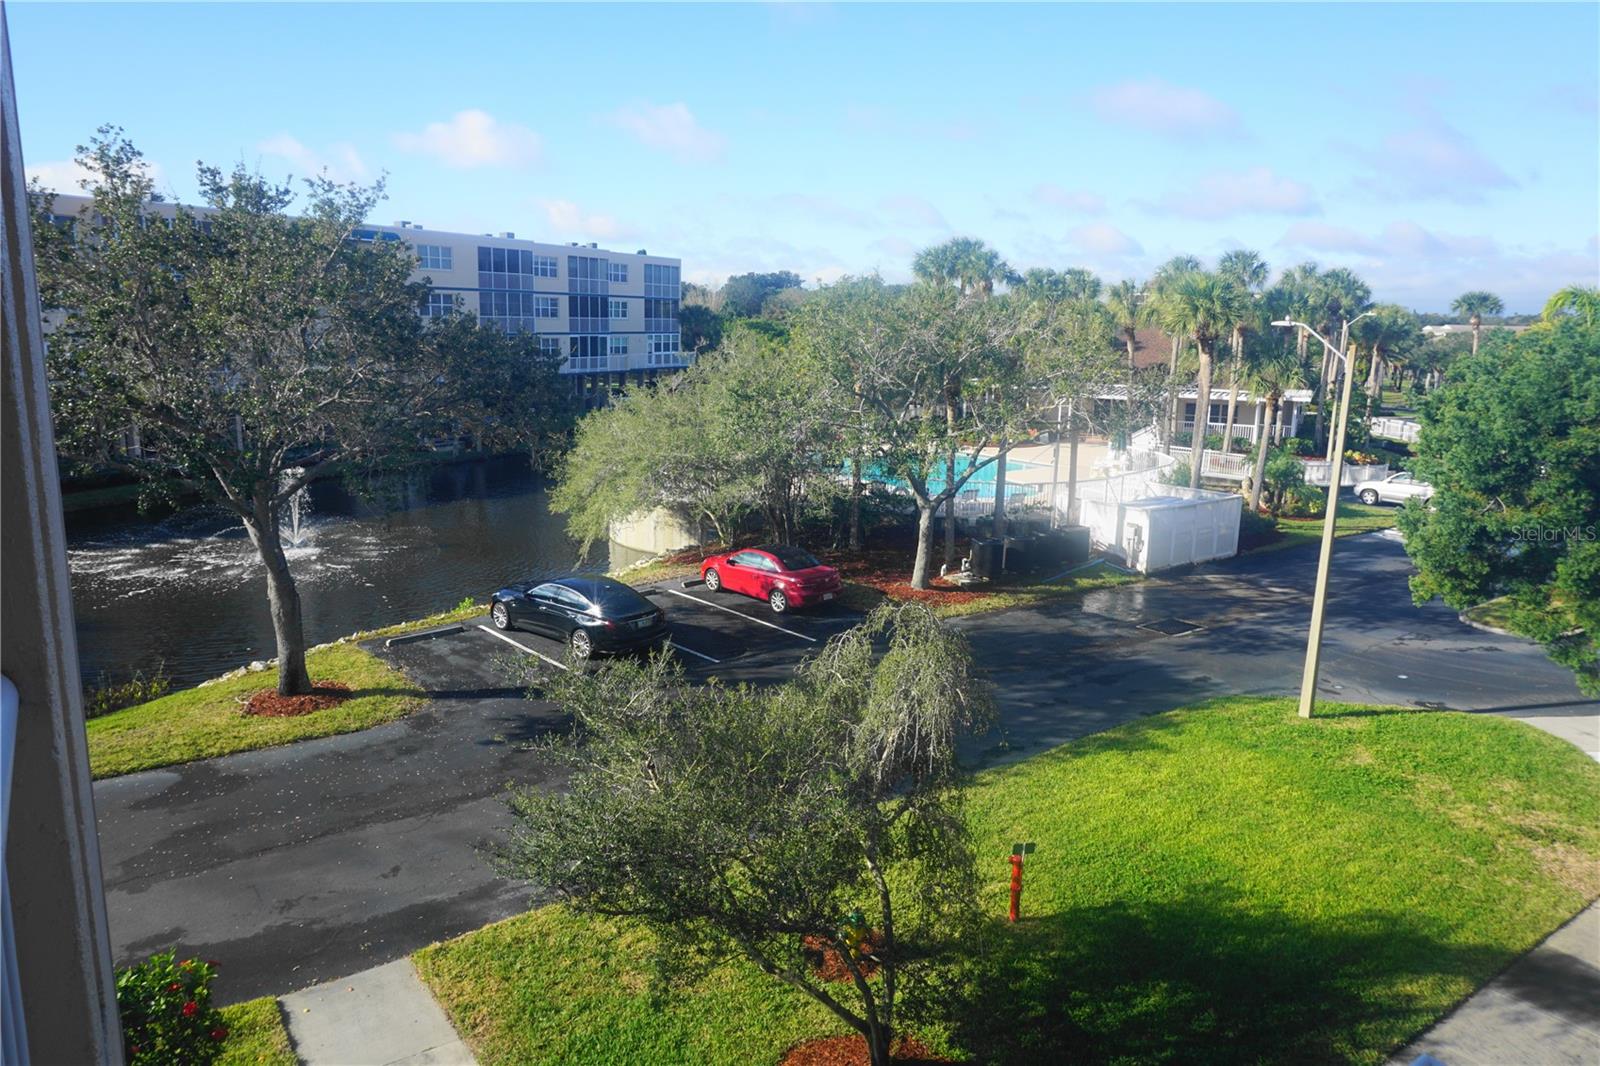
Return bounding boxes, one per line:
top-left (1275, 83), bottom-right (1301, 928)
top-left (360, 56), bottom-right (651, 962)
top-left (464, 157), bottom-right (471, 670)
top-left (1457, 612), bottom-right (1517, 638)
top-left (385, 624), bottom-right (467, 648)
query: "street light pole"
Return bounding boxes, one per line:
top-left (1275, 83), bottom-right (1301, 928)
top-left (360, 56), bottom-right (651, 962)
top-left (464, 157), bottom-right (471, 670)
top-left (1272, 312), bottom-right (1373, 718)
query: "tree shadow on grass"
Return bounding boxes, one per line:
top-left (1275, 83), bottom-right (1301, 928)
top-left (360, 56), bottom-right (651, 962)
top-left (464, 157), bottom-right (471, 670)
top-left (946, 884), bottom-right (1510, 1064)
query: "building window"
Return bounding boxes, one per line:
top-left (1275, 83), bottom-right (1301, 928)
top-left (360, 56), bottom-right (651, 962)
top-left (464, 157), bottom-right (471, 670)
top-left (423, 291), bottom-right (457, 318)
top-left (568, 293), bottom-right (610, 333)
top-left (478, 246), bottom-right (538, 292)
top-left (478, 290), bottom-right (542, 332)
top-left (607, 261), bottom-right (628, 283)
top-left (647, 332), bottom-right (684, 366)
top-left (538, 336), bottom-right (562, 358)
top-left (533, 255), bottom-right (558, 277)
top-left (644, 262), bottom-right (680, 298)
top-left (567, 255), bottom-right (607, 295)
top-left (417, 244), bottom-right (453, 271)
top-left (608, 335), bottom-right (629, 357)
top-left (644, 296), bottom-right (679, 334)
top-left (534, 296), bottom-right (560, 318)
top-left (609, 299), bottom-right (628, 320)
top-left (567, 335), bottom-right (610, 372)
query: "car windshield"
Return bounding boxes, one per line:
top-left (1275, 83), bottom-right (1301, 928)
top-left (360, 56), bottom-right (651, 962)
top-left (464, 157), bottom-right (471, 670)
top-left (767, 546), bottom-right (822, 571)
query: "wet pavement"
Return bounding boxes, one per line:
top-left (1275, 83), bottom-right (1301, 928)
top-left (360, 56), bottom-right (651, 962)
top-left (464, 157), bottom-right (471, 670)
top-left (92, 532), bottom-right (1598, 1004)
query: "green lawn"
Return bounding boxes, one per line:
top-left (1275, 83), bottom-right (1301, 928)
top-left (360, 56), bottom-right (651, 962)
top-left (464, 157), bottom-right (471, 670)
top-left (216, 997), bottom-right (296, 1066)
top-left (86, 643), bottom-right (422, 779)
top-left (1247, 499), bottom-right (1398, 555)
top-left (414, 697), bottom-right (1600, 1065)
top-left (926, 566), bottom-right (1140, 619)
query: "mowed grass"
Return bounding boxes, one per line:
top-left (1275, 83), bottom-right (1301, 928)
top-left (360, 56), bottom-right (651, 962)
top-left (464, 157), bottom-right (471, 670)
top-left (414, 697), bottom-right (1600, 1065)
top-left (1248, 498), bottom-right (1398, 555)
top-left (86, 643), bottom-right (422, 779)
top-left (216, 996), bottom-right (296, 1066)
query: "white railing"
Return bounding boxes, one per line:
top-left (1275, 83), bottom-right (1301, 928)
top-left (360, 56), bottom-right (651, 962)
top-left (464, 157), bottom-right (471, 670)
top-left (1168, 446), bottom-right (1253, 483)
top-left (1180, 420), bottom-right (1262, 443)
top-left (1370, 416), bottom-right (1420, 443)
top-left (1302, 460), bottom-right (1390, 486)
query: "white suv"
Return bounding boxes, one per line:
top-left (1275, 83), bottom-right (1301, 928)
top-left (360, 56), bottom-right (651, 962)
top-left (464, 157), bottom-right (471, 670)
top-left (1359, 471), bottom-right (1434, 506)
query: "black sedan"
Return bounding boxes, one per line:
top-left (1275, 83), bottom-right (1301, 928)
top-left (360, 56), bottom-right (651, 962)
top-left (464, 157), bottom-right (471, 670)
top-left (489, 575), bottom-right (668, 659)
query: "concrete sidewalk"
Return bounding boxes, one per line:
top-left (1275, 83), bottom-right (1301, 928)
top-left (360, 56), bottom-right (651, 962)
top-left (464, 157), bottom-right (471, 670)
top-left (1390, 903), bottom-right (1600, 1066)
top-left (281, 958), bottom-right (474, 1065)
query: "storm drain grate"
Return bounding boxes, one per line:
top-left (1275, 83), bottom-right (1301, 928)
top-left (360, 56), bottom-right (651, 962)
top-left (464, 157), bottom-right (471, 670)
top-left (1138, 617), bottom-right (1205, 637)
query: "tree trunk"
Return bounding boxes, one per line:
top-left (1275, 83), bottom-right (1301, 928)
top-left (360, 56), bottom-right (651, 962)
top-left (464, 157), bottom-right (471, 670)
top-left (1189, 344), bottom-right (1212, 489)
top-left (867, 1026), bottom-right (892, 1066)
top-left (1124, 330), bottom-right (1137, 368)
top-left (1066, 416), bottom-right (1080, 526)
top-left (1162, 334), bottom-right (1181, 454)
top-left (848, 456), bottom-right (863, 551)
top-left (991, 439), bottom-right (1007, 539)
top-left (942, 451), bottom-right (958, 567)
top-left (241, 493), bottom-right (313, 697)
top-left (1221, 362), bottom-right (1240, 454)
top-left (910, 502), bottom-right (937, 590)
top-left (1248, 396), bottom-right (1278, 514)
top-left (1470, 316), bottom-right (1481, 357)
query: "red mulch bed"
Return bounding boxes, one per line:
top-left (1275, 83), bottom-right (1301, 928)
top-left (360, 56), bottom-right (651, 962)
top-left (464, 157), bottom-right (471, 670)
top-left (801, 932), bottom-right (887, 982)
top-left (779, 1034), bottom-right (952, 1066)
top-left (828, 549), bottom-right (989, 607)
top-left (244, 681), bottom-right (353, 718)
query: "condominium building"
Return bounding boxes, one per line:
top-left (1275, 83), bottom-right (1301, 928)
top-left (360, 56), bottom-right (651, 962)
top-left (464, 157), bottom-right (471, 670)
top-left (43, 195), bottom-right (687, 403)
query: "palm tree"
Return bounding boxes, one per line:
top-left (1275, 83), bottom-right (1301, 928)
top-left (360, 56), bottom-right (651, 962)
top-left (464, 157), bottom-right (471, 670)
top-left (1216, 250), bottom-right (1269, 453)
top-left (1243, 340), bottom-right (1307, 514)
top-left (1309, 268), bottom-right (1372, 451)
top-left (1149, 256), bottom-right (1203, 448)
top-left (1451, 290), bottom-right (1504, 356)
top-left (1541, 285), bottom-right (1600, 328)
top-left (1103, 278), bottom-right (1149, 367)
top-left (911, 238), bottom-right (1014, 561)
top-left (1355, 305), bottom-right (1422, 413)
top-left (1161, 271), bottom-right (1249, 488)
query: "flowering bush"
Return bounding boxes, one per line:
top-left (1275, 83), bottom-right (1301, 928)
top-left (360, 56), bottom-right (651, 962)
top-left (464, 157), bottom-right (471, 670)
top-left (116, 952), bottom-right (227, 1065)
top-left (1343, 449), bottom-right (1382, 465)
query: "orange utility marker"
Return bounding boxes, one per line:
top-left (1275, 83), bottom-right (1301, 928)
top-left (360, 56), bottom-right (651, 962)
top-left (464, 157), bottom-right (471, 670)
top-left (1008, 842), bottom-right (1035, 922)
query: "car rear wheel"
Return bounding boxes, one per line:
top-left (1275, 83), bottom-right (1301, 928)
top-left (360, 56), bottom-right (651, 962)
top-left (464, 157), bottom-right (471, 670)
top-left (768, 588), bottom-right (789, 614)
top-left (570, 629), bottom-right (593, 659)
top-left (491, 602), bottom-right (510, 630)
top-left (703, 568), bottom-right (722, 592)
top-left (1359, 488), bottom-right (1379, 505)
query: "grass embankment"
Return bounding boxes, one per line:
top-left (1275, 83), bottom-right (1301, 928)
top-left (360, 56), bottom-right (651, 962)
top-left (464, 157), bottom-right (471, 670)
top-left (414, 697), bottom-right (1600, 1065)
top-left (86, 643), bottom-right (422, 779)
top-left (216, 997), bottom-right (296, 1066)
top-left (1245, 499), bottom-right (1397, 555)
top-left (352, 599), bottom-right (487, 640)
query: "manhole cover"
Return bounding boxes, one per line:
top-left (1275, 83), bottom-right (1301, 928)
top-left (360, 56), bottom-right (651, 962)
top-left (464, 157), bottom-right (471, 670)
top-left (1138, 617), bottom-right (1205, 637)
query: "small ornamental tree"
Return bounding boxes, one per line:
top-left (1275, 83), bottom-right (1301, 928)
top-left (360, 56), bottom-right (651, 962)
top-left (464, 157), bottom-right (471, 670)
top-left (116, 952), bottom-right (227, 1065)
top-left (501, 604), bottom-right (995, 1066)
top-left (1399, 321), bottom-right (1600, 693)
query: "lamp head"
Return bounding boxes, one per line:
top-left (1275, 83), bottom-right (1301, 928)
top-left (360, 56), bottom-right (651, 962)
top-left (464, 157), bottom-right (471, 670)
top-left (1270, 319), bottom-right (1295, 328)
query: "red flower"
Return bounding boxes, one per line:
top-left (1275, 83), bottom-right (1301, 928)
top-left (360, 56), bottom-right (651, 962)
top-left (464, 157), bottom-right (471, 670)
top-left (181, 1001), bottom-right (199, 1017)
top-left (210, 1027), bottom-right (228, 1042)
top-left (167, 981), bottom-right (182, 991)
top-left (130, 1046), bottom-right (142, 1055)
top-left (206, 959), bottom-right (221, 968)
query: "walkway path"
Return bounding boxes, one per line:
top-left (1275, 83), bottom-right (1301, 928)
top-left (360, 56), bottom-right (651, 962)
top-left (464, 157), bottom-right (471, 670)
top-left (281, 958), bottom-right (474, 1065)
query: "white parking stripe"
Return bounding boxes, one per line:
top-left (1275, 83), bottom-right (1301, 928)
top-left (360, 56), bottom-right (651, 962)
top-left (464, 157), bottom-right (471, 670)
top-left (661, 588), bottom-right (818, 643)
top-left (667, 640), bottom-right (720, 664)
top-left (475, 624), bottom-right (570, 671)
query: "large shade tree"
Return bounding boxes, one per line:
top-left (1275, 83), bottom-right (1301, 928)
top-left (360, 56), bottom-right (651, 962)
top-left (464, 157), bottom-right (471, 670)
top-left (33, 129), bottom-right (570, 695)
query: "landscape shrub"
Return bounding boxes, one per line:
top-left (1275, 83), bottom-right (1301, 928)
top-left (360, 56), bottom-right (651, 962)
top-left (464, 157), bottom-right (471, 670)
top-left (1262, 447), bottom-right (1307, 516)
top-left (86, 663), bottom-right (171, 719)
top-left (1281, 483), bottom-right (1327, 518)
top-left (1281, 436), bottom-right (1317, 457)
top-left (1238, 507), bottom-right (1278, 547)
top-left (1162, 463), bottom-right (1192, 488)
top-left (117, 952), bottom-right (228, 1065)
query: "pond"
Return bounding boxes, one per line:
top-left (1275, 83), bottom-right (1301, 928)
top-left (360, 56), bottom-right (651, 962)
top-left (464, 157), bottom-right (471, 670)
top-left (66, 455), bottom-right (603, 689)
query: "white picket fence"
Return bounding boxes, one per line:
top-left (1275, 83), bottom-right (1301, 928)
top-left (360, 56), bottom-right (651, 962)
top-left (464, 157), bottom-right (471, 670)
top-left (1370, 416), bottom-right (1420, 443)
top-left (1302, 460), bottom-right (1390, 487)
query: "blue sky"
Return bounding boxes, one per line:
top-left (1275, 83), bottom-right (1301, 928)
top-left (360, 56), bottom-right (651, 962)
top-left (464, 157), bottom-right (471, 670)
top-left (12, 2), bottom-right (1598, 311)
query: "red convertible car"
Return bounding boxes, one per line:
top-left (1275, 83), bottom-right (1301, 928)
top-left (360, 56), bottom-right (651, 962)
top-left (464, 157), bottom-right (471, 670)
top-left (700, 545), bottom-right (843, 613)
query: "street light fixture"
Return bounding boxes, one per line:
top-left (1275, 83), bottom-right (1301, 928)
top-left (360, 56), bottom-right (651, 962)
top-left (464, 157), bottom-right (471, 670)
top-left (1272, 311), bottom-right (1374, 718)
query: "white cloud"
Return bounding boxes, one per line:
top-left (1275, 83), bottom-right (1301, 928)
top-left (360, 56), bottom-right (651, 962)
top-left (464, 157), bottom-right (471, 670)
top-left (879, 194), bottom-right (947, 229)
top-left (1278, 220), bottom-right (1496, 259)
top-left (1147, 167), bottom-right (1318, 220)
top-left (393, 110), bottom-right (542, 169)
top-left (1351, 119), bottom-right (1515, 204)
top-left (539, 199), bottom-right (635, 242)
top-left (608, 102), bottom-right (726, 163)
top-left (1090, 79), bottom-right (1242, 141)
top-left (1031, 184), bottom-right (1106, 215)
top-left (258, 134), bottom-right (368, 182)
top-left (1066, 222), bottom-right (1143, 256)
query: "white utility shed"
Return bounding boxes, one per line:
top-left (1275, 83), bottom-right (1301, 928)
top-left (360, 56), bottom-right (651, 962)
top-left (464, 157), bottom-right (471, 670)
top-left (1080, 490), bottom-right (1241, 574)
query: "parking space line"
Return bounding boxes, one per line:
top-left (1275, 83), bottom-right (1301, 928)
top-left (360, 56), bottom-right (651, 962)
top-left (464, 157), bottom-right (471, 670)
top-left (667, 640), bottom-right (721, 664)
top-left (661, 588), bottom-right (818, 643)
top-left (475, 624), bottom-right (570, 671)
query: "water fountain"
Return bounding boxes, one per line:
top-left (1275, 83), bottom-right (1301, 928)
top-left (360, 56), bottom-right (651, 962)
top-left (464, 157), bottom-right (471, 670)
top-left (281, 468), bottom-right (313, 549)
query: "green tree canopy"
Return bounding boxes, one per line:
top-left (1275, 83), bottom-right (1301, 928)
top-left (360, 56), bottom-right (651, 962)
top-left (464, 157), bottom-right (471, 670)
top-left (1398, 321), bottom-right (1600, 693)
top-left (718, 271), bottom-right (804, 318)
